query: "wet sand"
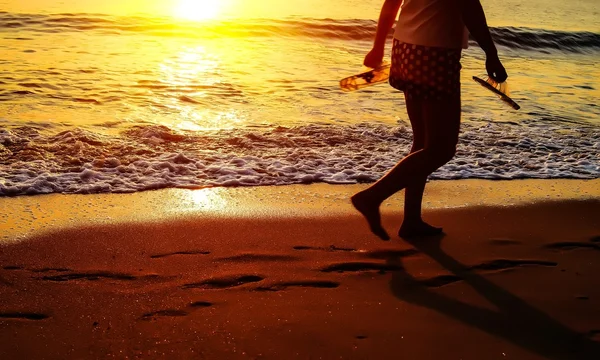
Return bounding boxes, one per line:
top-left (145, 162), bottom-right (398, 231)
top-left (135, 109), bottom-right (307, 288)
top-left (1, 180), bottom-right (599, 359)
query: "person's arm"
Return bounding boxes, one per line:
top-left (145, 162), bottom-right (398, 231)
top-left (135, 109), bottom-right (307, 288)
top-left (364, 0), bottom-right (403, 68)
top-left (460, 0), bottom-right (508, 82)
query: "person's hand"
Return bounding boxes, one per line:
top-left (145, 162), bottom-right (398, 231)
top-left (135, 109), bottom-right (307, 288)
top-left (486, 54), bottom-right (508, 83)
top-left (364, 47), bottom-right (385, 68)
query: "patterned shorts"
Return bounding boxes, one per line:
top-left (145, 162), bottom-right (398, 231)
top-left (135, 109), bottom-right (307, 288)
top-left (389, 39), bottom-right (462, 100)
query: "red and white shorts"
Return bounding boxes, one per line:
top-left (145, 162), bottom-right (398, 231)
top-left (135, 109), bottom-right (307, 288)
top-left (389, 39), bottom-right (462, 100)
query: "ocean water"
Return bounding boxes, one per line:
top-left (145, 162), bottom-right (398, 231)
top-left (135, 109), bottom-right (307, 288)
top-left (0, 0), bottom-right (599, 196)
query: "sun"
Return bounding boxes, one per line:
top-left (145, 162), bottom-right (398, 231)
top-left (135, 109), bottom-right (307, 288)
top-left (174, 0), bottom-right (222, 21)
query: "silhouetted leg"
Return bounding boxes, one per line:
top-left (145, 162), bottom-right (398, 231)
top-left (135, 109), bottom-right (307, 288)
top-left (351, 95), bottom-right (423, 241)
top-left (399, 95), bottom-right (460, 237)
top-left (352, 95), bottom-right (460, 239)
top-left (403, 94), bottom-right (427, 225)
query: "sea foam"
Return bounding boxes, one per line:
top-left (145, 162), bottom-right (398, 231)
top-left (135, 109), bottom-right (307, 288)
top-left (0, 121), bottom-right (598, 196)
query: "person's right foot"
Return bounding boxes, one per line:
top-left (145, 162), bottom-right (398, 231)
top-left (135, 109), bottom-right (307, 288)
top-left (351, 191), bottom-right (390, 241)
top-left (398, 220), bottom-right (443, 239)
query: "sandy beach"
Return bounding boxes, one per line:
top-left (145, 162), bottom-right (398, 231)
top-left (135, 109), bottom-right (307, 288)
top-left (1, 180), bottom-right (600, 359)
top-left (2, 1), bottom-right (599, 359)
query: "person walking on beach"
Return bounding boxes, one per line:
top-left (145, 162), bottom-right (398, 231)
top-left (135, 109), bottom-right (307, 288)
top-left (351, 0), bottom-right (507, 240)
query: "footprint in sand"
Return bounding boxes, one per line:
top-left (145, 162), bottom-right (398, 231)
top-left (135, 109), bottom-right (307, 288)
top-left (362, 249), bottom-right (419, 259)
top-left (140, 309), bottom-right (188, 319)
top-left (217, 254), bottom-right (299, 262)
top-left (41, 271), bottom-right (162, 282)
top-left (468, 259), bottom-right (557, 271)
top-left (2, 265), bottom-right (24, 270)
top-left (256, 280), bottom-right (340, 291)
top-left (0, 312), bottom-right (49, 321)
top-left (320, 262), bottom-right (403, 273)
top-left (150, 250), bottom-right (210, 259)
top-left (32, 268), bottom-right (72, 273)
top-left (189, 301), bottom-right (212, 308)
top-left (544, 242), bottom-right (600, 251)
top-left (544, 235), bottom-right (600, 251)
top-left (140, 301), bottom-right (213, 321)
top-left (293, 245), bottom-right (358, 252)
top-left (182, 275), bottom-right (264, 289)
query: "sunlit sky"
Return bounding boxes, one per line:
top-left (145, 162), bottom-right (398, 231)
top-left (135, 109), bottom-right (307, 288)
top-left (0, 0), bottom-right (381, 20)
top-left (0, 0), bottom-right (597, 33)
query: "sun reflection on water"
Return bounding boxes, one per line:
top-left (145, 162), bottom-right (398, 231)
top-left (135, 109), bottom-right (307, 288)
top-left (174, 109), bottom-right (245, 131)
top-left (155, 45), bottom-right (246, 130)
top-left (159, 46), bottom-right (221, 89)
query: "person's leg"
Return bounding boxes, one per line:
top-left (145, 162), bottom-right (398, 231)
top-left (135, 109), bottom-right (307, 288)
top-left (352, 95), bottom-right (461, 239)
top-left (400, 95), bottom-right (461, 236)
top-left (351, 94), bottom-right (426, 240)
top-left (402, 94), bottom-right (427, 225)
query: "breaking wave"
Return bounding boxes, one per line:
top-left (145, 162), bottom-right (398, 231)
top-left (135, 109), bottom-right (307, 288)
top-left (1, 121), bottom-right (598, 196)
top-left (2, 12), bottom-right (599, 53)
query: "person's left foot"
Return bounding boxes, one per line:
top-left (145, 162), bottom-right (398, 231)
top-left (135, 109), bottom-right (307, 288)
top-left (351, 191), bottom-right (390, 241)
top-left (398, 220), bottom-right (443, 239)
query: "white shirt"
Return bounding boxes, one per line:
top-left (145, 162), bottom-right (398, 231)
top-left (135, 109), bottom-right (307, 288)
top-left (394, 0), bottom-right (469, 49)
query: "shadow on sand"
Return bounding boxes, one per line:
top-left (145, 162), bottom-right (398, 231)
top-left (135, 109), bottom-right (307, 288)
top-left (386, 235), bottom-right (600, 360)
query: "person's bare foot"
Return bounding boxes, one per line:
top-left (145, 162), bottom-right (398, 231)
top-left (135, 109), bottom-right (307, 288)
top-left (398, 220), bottom-right (443, 239)
top-left (351, 191), bottom-right (390, 241)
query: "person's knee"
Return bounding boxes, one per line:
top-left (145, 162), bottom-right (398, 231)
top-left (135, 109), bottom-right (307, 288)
top-left (436, 144), bottom-right (456, 164)
top-left (425, 143), bottom-right (456, 165)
